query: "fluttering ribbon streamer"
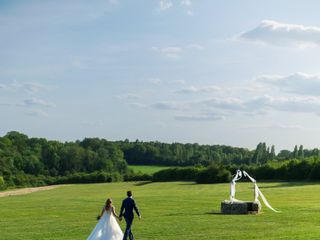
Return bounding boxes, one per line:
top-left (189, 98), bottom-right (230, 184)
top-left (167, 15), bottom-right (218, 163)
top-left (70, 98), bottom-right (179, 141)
top-left (230, 170), bottom-right (280, 213)
top-left (230, 169), bottom-right (242, 202)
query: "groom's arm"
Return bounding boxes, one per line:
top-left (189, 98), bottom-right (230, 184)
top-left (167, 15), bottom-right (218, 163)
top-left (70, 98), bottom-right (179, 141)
top-left (133, 200), bottom-right (141, 218)
top-left (119, 200), bottom-right (124, 218)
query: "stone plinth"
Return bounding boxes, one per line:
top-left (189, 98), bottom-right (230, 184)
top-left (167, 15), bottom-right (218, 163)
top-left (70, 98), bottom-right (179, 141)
top-left (221, 200), bottom-right (261, 214)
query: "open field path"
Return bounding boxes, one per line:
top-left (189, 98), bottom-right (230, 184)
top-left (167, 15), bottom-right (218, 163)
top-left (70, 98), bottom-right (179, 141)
top-left (0, 185), bottom-right (66, 198)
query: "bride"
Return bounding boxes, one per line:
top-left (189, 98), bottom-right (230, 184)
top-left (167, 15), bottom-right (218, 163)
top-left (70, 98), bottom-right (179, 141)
top-left (87, 198), bottom-right (124, 240)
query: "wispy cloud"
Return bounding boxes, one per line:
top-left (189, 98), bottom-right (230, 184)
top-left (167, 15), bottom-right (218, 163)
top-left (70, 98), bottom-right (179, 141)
top-left (146, 70), bottom-right (320, 122)
top-left (0, 81), bottom-right (55, 94)
top-left (151, 101), bottom-right (187, 111)
top-left (238, 20), bottom-right (320, 48)
top-left (187, 43), bottom-right (204, 50)
top-left (204, 95), bottom-right (320, 114)
top-left (175, 113), bottom-right (224, 121)
top-left (240, 124), bottom-right (320, 131)
top-left (175, 79), bottom-right (186, 85)
top-left (151, 44), bottom-right (202, 59)
top-left (128, 102), bottom-right (147, 108)
top-left (152, 46), bottom-right (182, 59)
top-left (24, 98), bottom-right (56, 107)
top-left (159, 0), bottom-right (173, 11)
top-left (148, 77), bottom-right (162, 85)
top-left (151, 94), bottom-right (320, 121)
top-left (180, 0), bottom-right (192, 6)
top-left (257, 72), bottom-right (320, 96)
top-left (177, 85), bottom-right (221, 94)
top-left (180, 0), bottom-right (194, 15)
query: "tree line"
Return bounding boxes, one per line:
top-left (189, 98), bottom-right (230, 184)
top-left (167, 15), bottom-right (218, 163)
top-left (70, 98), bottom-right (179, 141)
top-left (152, 156), bottom-right (320, 183)
top-left (1, 131), bottom-right (320, 188)
top-left (120, 140), bottom-right (319, 166)
top-left (0, 131), bottom-right (128, 188)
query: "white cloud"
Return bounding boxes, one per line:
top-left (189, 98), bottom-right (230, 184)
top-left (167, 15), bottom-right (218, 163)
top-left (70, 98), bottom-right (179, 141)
top-left (151, 100), bottom-right (226, 122)
top-left (187, 43), bottom-right (204, 50)
top-left (181, 0), bottom-right (192, 7)
top-left (266, 96), bottom-right (320, 113)
top-left (152, 94), bottom-right (320, 120)
top-left (148, 77), bottom-right (162, 85)
top-left (257, 72), bottom-right (320, 96)
top-left (24, 98), bottom-right (55, 107)
top-left (204, 95), bottom-right (320, 114)
top-left (240, 124), bottom-right (320, 131)
top-left (238, 20), bottom-right (320, 48)
top-left (129, 102), bottom-right (147, 108)
top-left (175, 113), bottom-right (224, 121)
top-left (186, 10), bottom-right (194, 16)
top-left (152, 46), bottom-right (182, 59)
top-left (151, 44), bottom-right (202, 59)
top-left (176, 83), bottom-right (269, 96)
top-left (0, 83), bottom-right (6, 89)
top-left (146, 71), bottom-right (320, 121)
top-left (151, 101), bottom-right (187, 111)
top-left (175, 79), bottom-right (186, 85)
top-left (159, 0), bottom-right (173, 11)
top-left (204, 97), bottom-right (245, 111)
top-left (177, 85), bottom-right (221, 94)
top-left (0, 81), bottom-right (55, 94)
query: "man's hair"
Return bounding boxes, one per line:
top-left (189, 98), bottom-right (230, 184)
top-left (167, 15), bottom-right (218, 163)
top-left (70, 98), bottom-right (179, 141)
top-left (127, 190), bottom-right (132, 197)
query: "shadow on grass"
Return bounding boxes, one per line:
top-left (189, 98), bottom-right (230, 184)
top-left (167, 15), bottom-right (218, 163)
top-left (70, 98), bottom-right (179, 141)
top-left (257, 181), bottom-right (320, 189)
top-left (161, 210), bottom-right (260, 217)
top-left (178, 182), bottom-right (197, 185)
top-left (134, 181), bottom-right (153, 186)
top-left (205, 210), bottom-right (261, 216)
top-left (162, 210), bottom-right (226, 217)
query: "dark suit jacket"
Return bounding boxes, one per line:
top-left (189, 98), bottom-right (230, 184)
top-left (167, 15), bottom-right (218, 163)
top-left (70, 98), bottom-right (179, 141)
top-left (119, 197), bottom-right (140, 220)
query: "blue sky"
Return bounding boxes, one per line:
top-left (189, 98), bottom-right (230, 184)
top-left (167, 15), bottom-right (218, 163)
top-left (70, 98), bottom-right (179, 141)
top-left (1, 0), bottom-right (320, 150)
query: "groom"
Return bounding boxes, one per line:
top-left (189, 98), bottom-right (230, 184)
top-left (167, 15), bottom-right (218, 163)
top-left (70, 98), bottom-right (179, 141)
top-left (119, 190), bottom-right (141, 240)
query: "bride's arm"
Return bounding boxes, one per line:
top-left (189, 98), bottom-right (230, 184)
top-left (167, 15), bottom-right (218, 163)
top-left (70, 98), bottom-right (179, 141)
top-left (97, 206), bottom-right (106, 220)
top-left (111, 206), bottom-right (120, 219)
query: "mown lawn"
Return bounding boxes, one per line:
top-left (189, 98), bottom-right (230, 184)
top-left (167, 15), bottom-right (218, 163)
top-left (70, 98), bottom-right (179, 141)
top-left (128, 165), bottom-right (172, 174)
top-left (1, 181), bottom-right (320, 240)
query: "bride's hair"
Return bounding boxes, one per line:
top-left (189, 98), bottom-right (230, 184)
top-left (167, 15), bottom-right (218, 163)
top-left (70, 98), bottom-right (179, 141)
top-left (105, 198), bottom-right (112, 210)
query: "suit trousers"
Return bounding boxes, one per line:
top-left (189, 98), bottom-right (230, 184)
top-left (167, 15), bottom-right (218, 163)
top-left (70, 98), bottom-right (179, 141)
top-left (123, 217), bottom-right (134, 240)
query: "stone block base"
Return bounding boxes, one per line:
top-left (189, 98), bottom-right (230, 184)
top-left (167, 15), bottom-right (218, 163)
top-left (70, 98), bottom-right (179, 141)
top-left (221, 200), bottom-right (261, 214)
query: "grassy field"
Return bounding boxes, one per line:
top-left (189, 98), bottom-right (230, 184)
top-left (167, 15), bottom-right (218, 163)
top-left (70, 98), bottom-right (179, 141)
top-left (128, 165), bottom-right (172, 174)
top-left (1, 181), bottom-right (320, 240)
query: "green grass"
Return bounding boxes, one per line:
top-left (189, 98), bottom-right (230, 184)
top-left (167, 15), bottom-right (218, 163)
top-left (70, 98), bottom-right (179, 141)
top-left (128, 165), bottom-right (173, 174)
top-left (1, 181), bottom-right (320, 239)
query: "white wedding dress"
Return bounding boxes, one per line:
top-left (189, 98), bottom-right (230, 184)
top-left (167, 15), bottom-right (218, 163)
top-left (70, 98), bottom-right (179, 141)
top-left (87, 208), bottom-right (124, 240)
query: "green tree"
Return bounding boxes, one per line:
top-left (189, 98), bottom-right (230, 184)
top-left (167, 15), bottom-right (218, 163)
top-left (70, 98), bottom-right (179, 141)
top-left (277, 150), bottom-right (291, 160)
top-left (293, 145), bottom-right (298, 158)
top-left (298, 145), bottom-right (304, 159)
top-left (270, 145), bottom-right (276, 159)
top-left (0, 176), bottom-right (4, 187)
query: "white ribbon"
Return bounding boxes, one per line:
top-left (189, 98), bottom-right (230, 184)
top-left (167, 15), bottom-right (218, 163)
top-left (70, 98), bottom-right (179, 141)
top-left (230, 170), bottom-right (280, 213)
top-left (230, 169), bottom-right (242, 202)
